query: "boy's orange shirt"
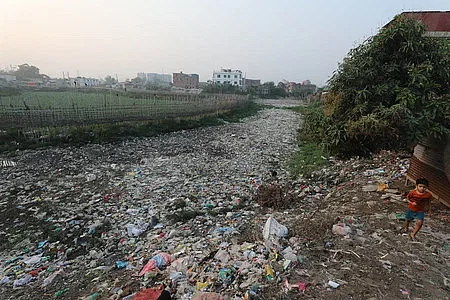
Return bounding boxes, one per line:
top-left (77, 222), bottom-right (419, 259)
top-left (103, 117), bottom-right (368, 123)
top-left (407, 190), bottom-right (432, 212)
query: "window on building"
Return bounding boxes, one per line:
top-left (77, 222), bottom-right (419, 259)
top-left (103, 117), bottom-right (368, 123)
top-left (239, 74), bottom-right (241, 78)
top-left (228, 75), bottom-right (231, 78)
top-left (239, 80), bottom-right (242, 85)
top-left (234, 81), bottom-right (237, 85)
top-left (217, 75), bottom-right (220, 78)
top-left (234, 75), bottom-right (237, 78)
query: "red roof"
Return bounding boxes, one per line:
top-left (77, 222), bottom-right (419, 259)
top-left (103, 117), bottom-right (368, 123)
top-left (400, 11), bottom-right (450, 32)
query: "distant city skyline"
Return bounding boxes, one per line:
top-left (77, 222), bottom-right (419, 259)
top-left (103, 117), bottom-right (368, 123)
top-left (1, 0), bottom-right (448, 86)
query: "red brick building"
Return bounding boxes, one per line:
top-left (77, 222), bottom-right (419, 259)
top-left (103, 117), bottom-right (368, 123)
top-left (173, 72), bottom-right (199, 89)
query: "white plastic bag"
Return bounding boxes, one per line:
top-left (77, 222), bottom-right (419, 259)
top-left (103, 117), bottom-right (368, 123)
top-left (126, 222), bottom-right (149, 237)
top-left (23, 253), bottom-right (43, 266)
top-left (332, 224), bottom-right (352, 236)
top-left (263, 217), bottom-right (288, 241)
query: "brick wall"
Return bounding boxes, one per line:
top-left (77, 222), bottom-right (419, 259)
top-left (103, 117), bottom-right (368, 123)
top-left (173, 73), bottom-right (199, 89)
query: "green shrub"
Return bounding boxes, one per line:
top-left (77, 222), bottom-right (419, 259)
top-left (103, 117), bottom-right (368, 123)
top-left (301, 15), bottom-right (450, 157)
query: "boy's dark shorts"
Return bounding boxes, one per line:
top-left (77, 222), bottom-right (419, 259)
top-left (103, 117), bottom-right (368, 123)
top-left (405, 209), bottom-right (424, 221)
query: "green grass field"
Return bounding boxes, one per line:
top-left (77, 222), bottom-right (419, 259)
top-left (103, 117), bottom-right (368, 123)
top-left (0, 90), bottom-right (257, 152)
top-left (1, 90), bottom-right (227, 109)
top-left (0, 90), bottom-right (248, 129)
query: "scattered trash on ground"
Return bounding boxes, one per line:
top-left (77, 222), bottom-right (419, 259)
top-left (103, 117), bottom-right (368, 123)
top-left (0, 101), bottom-right (448, 299)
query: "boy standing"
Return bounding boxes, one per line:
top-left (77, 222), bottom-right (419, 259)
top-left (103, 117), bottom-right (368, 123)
top-left (404, 178), bottom-right (432, 241)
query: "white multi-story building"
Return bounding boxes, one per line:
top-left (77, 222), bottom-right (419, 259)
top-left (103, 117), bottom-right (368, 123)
top-left (212, 69), bottom-right (243, 86)
top-left (72, 76), bottom-right (100, 87)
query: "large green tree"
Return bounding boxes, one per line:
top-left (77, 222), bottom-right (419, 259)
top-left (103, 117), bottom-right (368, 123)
top-left (104, 75), bottom-right (117, 85)
top-left (10, 64), bottom-right (42, 80)
top-left (302, 15), bottom-right (450, 157)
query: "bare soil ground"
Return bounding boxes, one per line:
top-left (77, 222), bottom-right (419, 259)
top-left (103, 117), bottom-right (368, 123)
top-left (254, 152), bottom-right (450, 300)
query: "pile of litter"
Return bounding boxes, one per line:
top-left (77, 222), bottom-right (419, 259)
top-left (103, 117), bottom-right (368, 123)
top-left (0, 103), bottom-right (449, 299)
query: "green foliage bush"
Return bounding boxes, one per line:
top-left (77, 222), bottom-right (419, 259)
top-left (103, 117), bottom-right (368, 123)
top-left (302, 15), bottom-right (450, 157)
top-left (202, 83), bottom-right (247, 95)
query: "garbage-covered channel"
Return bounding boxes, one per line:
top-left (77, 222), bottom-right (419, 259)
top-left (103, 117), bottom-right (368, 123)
top-left (0, 104), bottom-right (300, 299)
top-left (1, 102), bottom-right (449, 300)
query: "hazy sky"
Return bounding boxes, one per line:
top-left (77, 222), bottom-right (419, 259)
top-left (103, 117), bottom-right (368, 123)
top-left (1, 0), bottom-right (449, 86)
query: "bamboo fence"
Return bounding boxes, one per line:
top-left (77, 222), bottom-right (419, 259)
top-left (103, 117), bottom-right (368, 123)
top-left (0, 91), bottom-right (249, 130)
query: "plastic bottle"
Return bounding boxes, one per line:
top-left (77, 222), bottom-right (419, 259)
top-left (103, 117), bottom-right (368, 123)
top-left (328, 280), bottom-right (340, 288)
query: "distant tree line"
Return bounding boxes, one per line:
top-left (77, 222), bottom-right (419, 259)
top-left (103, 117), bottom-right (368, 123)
top-left (201, 81), bottom-right (287, 98)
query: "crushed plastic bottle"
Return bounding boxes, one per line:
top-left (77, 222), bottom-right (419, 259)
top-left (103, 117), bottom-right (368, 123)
top-left (328, 280), bottom-right (340, 288)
